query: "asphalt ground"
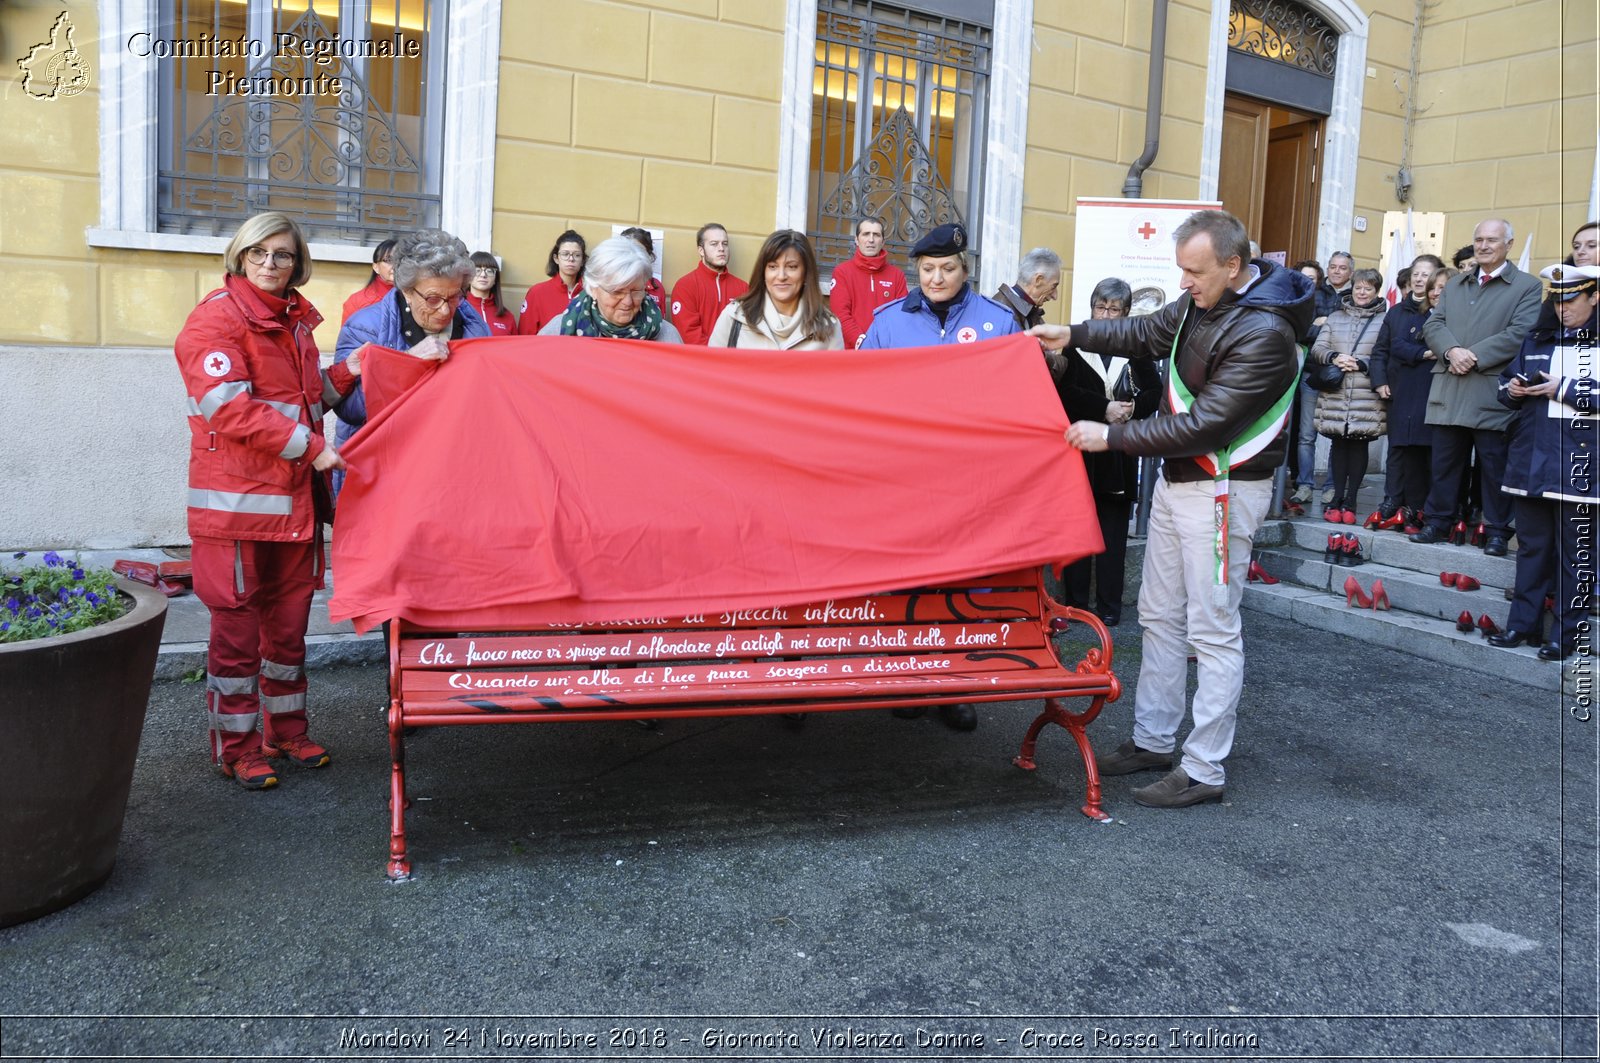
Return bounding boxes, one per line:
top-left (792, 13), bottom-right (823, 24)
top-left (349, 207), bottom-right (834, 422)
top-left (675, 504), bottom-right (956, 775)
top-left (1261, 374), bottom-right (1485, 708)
top-left (0, 613), bottom-right (1594, 1063)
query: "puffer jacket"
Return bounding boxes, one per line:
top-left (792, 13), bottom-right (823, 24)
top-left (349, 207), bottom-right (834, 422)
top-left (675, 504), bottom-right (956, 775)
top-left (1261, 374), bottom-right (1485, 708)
top-left (1312, 294), bottom-right (1388, 440)
top-left (1072, 259), bottom-right (1315, 483)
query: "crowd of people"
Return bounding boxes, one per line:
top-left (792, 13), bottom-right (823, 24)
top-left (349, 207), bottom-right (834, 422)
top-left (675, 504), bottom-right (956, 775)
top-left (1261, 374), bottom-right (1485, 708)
top-left (174, 207), bottom-right (1595, 803)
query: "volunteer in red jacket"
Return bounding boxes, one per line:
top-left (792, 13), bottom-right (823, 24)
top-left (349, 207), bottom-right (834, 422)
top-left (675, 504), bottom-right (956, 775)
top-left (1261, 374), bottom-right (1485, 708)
top-left (828, 216), bottom-right (907, 348)
top-left (466, 251), bottom-right (517, 334)
top-left (670, 222), bottom-right (748, 344)
top-left (517, 229), bottom-right (586, 335)
top-left (174, 213), bottom-right (440, 790)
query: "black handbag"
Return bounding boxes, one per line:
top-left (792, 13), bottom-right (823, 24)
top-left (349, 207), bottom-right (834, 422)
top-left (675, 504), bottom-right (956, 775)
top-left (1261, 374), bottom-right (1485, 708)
top-left (1309, 361), bottom-right (1346, 392)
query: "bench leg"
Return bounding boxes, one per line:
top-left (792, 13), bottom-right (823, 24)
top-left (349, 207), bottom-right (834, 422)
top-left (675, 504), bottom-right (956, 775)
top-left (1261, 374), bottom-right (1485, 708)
top-left (1013, 696), bottom-right (1112, 823)
top-left (386, 703), bottom-right (412, 881)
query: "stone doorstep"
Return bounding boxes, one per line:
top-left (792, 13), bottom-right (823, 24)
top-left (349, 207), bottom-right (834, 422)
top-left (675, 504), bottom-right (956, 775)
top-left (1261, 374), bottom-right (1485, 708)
top-left (1254, 547), bottom-right (1513, 624)
top-left (1241, 582), bottom-right (1560, 692)
top-left (1271, 518), bottom-right (1518, 589)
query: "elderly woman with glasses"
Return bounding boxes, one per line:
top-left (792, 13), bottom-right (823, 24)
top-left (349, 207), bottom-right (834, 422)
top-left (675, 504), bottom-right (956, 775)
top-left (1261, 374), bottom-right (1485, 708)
top-left (174, 211), bottom-right (366, 790)
top-left (537, 236), bottom-right (683, 342)
top-left (331, 228), bottom-right (491, 490)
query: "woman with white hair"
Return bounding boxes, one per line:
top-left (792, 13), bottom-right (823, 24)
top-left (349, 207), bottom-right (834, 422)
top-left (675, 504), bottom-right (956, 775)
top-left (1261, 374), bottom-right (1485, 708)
top-left (332, 228), bottom-right (490, 495)
top-left (538, 236), bottom-right (683, 341)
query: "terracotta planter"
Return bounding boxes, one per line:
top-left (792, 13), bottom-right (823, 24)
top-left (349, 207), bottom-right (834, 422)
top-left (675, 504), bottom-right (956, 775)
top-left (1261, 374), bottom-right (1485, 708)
top-left (0, 577), bottom-right (167, 927)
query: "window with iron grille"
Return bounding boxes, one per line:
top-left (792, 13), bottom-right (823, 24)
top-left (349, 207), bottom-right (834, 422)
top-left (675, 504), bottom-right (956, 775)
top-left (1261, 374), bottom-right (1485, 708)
top-left (156, 0), bottom-right (443, 243)
top-left (809, 0), bottom-right (992, 272)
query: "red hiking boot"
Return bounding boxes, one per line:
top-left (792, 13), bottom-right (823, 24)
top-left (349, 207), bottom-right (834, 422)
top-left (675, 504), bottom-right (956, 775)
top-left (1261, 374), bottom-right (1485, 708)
top-left (264, 735), bottom-right (331, 769)
top-left (220, 750), bottom-right (279, 790)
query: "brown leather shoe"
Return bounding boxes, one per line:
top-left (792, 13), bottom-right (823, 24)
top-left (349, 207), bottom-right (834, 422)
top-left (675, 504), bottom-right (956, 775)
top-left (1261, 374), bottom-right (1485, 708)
top-left (1095, 739), bottom-right (1174, 776)
top-left (1131, 767), bottom-right (1225, 808)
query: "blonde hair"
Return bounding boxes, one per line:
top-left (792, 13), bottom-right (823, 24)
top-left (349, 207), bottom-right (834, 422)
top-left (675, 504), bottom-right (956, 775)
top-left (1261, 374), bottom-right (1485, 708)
top-left (223, 212), bottom-right (312, 289)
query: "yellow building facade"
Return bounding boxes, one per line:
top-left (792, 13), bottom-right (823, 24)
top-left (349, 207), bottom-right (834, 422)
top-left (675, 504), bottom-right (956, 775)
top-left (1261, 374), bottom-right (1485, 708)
top-left (0, 0), bottom-right (1594, 546)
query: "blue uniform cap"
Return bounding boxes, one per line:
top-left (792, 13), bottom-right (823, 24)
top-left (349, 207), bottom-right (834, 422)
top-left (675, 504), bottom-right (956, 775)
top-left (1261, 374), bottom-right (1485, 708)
top-left (911, 223), bottom-right (967, 258)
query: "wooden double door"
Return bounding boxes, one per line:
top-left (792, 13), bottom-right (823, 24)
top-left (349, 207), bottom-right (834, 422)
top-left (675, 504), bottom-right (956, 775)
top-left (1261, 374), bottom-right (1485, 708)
top-left (1219, 94), bottom-right (1323, 266)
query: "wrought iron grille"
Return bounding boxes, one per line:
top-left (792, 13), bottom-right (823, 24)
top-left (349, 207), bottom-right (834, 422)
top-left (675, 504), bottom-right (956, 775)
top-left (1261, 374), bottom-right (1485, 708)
top-left (1227, 0), bottom-right (1338, 77)
top-left (810, 0), bottom-right (991, 273)
top-left (157, 0), bottom-right (442, 243)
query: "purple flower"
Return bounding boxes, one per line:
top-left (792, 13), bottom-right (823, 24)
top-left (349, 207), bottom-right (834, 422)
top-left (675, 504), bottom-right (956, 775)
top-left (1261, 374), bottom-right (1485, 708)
top-left (57, 587), bottom-right (69, 601)
top-left (85, 592), bottom-right (100, 606)
top-left (0, 621), bottom-right (8, 632)
top-left (71, 568), bottom-right (84, 580)
top-left (4, 597), bottom-right (16, 612)
top-left (11, 551), bottom-right (25, 560)
top-left (26, 606), bottom-right (41, 619)
top-left (42, 551), bottom-right (62, 566)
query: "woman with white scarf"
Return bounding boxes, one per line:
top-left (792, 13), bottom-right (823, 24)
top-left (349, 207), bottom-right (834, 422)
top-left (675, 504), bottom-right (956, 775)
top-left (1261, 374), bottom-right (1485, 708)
top-left (707, 230), bottom-right (843, 350)
top-left (1056, 277), bottom-right (1161, 626)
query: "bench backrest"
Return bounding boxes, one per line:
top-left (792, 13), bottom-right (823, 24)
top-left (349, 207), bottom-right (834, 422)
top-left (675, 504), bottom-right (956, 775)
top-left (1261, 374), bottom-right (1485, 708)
top-left (391, 568), bottom-right (1093, 715)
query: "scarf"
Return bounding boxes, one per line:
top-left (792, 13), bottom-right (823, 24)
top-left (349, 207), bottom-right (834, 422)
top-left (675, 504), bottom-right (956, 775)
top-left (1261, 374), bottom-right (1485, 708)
top-left (852, 248), bottom-right (890, 274)
top-left (1165, 300), bottom-right (1303, 601)
top-left (558, 291), bottom-right (663, 339)
top-left (761, 300), bottom-right (804, 346)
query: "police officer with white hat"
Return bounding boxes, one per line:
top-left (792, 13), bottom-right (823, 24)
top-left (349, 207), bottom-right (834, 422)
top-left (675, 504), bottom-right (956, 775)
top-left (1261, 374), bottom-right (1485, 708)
top-left (1488, 263), bottom-right (1600, 660)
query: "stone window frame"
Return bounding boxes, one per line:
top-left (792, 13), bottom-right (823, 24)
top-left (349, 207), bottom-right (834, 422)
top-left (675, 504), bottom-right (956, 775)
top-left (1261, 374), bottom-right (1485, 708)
top-left (88, 0), bottom-right (502, 264)
top-left (777, 0), bottom-right (1034, 288)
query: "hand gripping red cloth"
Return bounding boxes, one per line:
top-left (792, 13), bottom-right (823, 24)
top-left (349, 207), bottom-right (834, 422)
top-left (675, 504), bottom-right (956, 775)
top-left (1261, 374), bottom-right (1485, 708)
top-left (329, 334), bottom-right (1104, 633)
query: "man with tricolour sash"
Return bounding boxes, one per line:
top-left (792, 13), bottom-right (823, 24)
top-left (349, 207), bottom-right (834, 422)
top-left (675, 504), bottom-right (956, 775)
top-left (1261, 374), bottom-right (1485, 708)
top-left (1030, 210), bottom-right (1314, 808)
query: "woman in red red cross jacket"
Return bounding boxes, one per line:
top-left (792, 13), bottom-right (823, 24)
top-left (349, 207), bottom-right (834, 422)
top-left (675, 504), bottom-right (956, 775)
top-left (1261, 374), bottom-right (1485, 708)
top-left (173, 213), bottom-right (364, 791)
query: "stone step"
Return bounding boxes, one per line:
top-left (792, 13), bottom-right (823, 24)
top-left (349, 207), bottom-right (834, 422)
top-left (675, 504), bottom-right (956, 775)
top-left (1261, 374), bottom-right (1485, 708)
top-left (1241, 581), bottom-right (1557, 690)
top-left (1272, 517), bottom-right (1517, 588)
top-left (1252, 546), bottom-right (1513, 624)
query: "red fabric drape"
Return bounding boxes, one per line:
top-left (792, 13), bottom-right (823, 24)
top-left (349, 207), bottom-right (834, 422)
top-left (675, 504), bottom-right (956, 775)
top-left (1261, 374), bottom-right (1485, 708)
top-left (329, 334), bottom-right (1103, 632)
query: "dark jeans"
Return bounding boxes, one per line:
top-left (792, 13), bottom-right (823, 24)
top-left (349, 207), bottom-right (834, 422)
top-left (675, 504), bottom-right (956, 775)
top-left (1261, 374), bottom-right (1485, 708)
top-left (1424, 426), bottom-right (1510, 537)
top-left (1327, 436), bottom-right (1370, 510)
top-left (1383, 443), bottom-right (1431, 513)
top-left (1508, 496), bottom-right (1595, 651)
top-left (1065, 495), bottom-right (1132, 615)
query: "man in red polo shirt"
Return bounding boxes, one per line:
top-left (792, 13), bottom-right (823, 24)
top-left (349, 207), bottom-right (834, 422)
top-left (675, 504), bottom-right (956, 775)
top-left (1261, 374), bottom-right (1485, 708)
top-left (670, 222), bottom-right (748, 345)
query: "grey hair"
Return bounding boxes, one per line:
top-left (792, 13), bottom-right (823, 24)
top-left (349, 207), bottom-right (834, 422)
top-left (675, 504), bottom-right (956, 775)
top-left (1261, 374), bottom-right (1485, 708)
top-left (1351, 267), bottom-right (1384, 290)
top-left (1016, 247), bottom-right (1061, 286)
top-left (582, 236), bottom-right (655, 297)
top-left (1089, 276), bottom-right (1132, 309)
top-left (1173, 210), bottom-right (1251, 266)
top-left (1478, 218), bottom-right (1515, 242)
top-left (392, 228), bottom-right (474, 291)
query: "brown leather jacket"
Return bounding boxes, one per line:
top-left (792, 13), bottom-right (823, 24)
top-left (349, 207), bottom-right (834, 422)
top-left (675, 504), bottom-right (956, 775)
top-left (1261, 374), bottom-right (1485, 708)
top-left (1071, 259), bottom-right (1315, 483)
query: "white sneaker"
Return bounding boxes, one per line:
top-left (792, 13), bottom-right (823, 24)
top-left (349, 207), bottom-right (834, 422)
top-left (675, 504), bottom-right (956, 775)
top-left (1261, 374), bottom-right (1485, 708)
top-left (1321, 488), bottom-right (1335, 505)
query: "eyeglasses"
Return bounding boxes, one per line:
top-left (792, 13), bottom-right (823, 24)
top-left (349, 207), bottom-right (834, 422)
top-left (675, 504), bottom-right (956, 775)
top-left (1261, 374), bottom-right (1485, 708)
top-left (473, 266), bottom-right (498, 276)
top-left (244, 246), bottom-right (296, 268)
top-left (1091, 303), bottom-right (1126, 316)
top-left (556, 251), bottom-right (584, 262)
top-left (408, 288), bottom-right (466, 311)
top-left (602, 285), bottom-right (647, 301)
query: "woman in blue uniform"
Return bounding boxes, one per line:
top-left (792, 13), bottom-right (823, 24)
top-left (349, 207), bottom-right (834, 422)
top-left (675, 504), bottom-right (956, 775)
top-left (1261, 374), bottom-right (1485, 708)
top-left (1488, 263), bottom-right (1600, 661)
top-left (860, 223), bottom-right (1020, 731)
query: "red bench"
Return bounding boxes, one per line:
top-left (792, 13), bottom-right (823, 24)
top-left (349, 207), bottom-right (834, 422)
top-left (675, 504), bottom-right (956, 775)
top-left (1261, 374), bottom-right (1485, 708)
top-left (384, 567), bottom-right (1120, 879)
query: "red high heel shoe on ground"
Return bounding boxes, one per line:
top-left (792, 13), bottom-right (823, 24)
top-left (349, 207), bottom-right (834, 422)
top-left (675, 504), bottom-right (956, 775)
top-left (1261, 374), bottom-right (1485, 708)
top-left (1477, 613), bottom-right (1501, 637)
top-left (1343, 575), bottom-right (1373, 608)
top-left (1342, 509), bottom-right (1358, 525)
top-left (1449, 520), bottom-right (1469, 546)
top-left (1455, 610), bottom-right (1475, 633)
top-left (1247, 559), bottom-right (1279, 584)
top-left (1469, 521), bottom-right (1487, 548)
top-left (1402, 509), bottom-right (1423, 535)
top-left (1370, 578), bottom-right (1391, 610)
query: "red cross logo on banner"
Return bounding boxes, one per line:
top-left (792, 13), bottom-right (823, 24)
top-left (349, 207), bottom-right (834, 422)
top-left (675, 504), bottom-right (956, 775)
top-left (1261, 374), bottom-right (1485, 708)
top-left (956, 327), bottom-right (977, 343)
top-left (204, 351), bottom-right (232, 377)
top-left (1137, 221), bottom-right (1158, 240)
